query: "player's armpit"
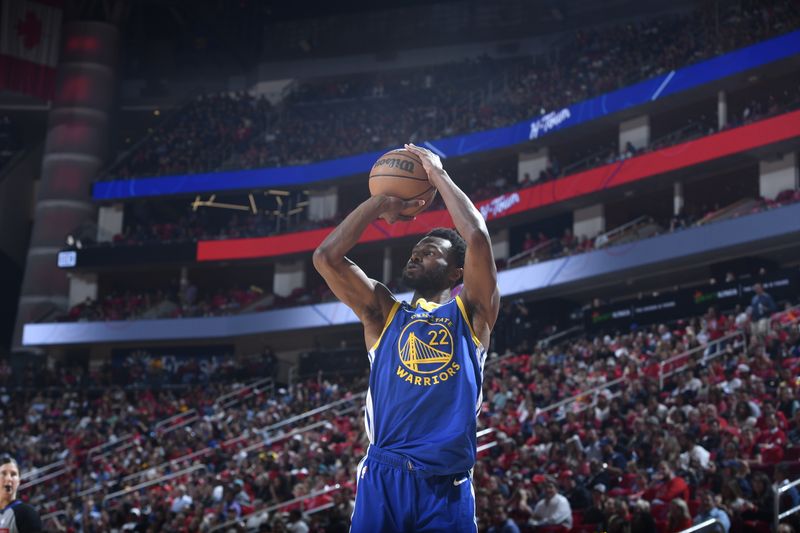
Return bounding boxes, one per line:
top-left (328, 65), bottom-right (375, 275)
top-left (312, 252), bottom-right (396, 341)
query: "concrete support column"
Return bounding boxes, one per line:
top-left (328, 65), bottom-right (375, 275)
top-left (573, 204), bottom-right (605, 240)
top-left (308, 187), bottom-right (338, 222)
top-left (273, 260), bottom-right (306, 297)
top-left (717, 90), bottom-right (727, 131)
top-left (674, 182), bottom-right (684, 216)
top-left (759, 152), bottom-right (799, 200)
top-left (382, 247), bottom-right (392, 284)
top-left (491, 228), bottom-right (510, 261)
top-left (518, 148), bottom-right (549, 184)
top-left (68, 273), bottom-right (98, 307)
top-left (97, 203), bottom-right (123, 242)
top-left (14, 22), bottom-right (119, 350)
top-left (619, 115), bottom-right (650, 154)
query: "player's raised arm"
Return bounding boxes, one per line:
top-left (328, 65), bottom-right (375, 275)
top-left (404, 143), bottom-right (500, 345)
top-left (313, 194), bottom-right (425, 346)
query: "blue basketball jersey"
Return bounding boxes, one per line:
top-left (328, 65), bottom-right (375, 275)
top-left (364, 295), bottom-right (487, 475)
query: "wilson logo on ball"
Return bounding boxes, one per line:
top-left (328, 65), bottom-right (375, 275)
top-left (373, 158), bottom-right (415, 173)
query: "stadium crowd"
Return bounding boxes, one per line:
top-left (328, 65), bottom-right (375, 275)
top-left (87, 79), bottom-right (800, 253)
top-left (61, 184), bottom-right (800, 325)
top-left (5, 281), bottom-right (800, 531)
top-left (103, 0), bottom-right (800, 180)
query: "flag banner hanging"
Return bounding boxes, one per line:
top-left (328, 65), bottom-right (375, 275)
top-left (0, 0), bottom-right (63, 99)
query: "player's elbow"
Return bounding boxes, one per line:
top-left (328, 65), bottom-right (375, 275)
top-left (312, 247), bottom-right (333, 273)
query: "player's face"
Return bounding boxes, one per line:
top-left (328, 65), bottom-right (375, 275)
top-left (0, 462), bottom-right (19, 500)
top-left (402, 237), bottom-right (453, 291)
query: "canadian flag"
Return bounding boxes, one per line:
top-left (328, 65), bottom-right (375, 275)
top-left (0, 0), bottom-right (63, 99)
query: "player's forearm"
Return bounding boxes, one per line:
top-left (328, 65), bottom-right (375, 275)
top-left (314, 195), bottom-right (388, 264)
top-left (428, 169), bottom-right (489, 243)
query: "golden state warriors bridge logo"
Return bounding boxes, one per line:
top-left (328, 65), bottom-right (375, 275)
top-left (395, 318), bottom-right (461, 387)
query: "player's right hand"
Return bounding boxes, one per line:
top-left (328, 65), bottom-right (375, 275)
top-left (376, 195), bottom-right (425, 224)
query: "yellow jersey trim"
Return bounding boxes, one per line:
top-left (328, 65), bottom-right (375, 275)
top-left (369, 300), bottom-right (401, 353)
top-left (455, 295), bottom-right (482, 348)
top-left (414, 297), bottom-right (443, 312)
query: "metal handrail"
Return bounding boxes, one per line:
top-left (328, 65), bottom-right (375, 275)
top-left (102, 463), bottom-right (206, 503)
top-left (209, 484), bottom-right (343, 532)
top-left (658, 329), bottom-right (745, 389)
top-left (19, 467), bottom-right (69, 490)
top-left (486, 326), bottom-right (583, 368)
top-left (40, 509), bottom-right (67, 524)
top-left (21, 459), bottom-right (65, 483)
top-left (254, 392), bottom-right (366, 436)
top-left (90, 376), bottom-right (273, 460)
top-left (678, 518), bottom-right (723, 533)
top-left (507, 238), bottom-right (556, 268)
top-left (595, 215), bottom-right (649, 248)
top-left (24, 376), bottom-right (272, 492)
top-left (529, 328), bottom-right (746, 420)
top-left (774, 476), bottom-right (800, 530)
top-left (84, 387), bottom-right (360, 495)
top-left (537, 326), bottom-right (582, 349)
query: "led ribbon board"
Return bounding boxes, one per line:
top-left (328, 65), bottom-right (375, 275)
top-left (93, 30), bottom-right (800, 200)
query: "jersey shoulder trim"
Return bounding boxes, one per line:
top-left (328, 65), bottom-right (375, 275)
top-left (368, 300), bottom-right (401, 353)
top-left (455, 295), bottom-right (482, 349)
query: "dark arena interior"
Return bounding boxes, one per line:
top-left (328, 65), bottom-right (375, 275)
top-left (1, 0), bottom-right (800, 531)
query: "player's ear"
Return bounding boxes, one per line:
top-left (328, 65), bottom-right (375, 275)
top-left (449, 266), bottom-right (464, 286)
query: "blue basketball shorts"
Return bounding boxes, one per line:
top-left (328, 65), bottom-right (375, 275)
top-left (350, 445), bottom-right (477, 533)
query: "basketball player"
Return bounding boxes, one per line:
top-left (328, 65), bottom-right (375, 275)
top-left (313, 143), bottom-right (499, 532)
top-left (0, 456), bottom-right (42, 532)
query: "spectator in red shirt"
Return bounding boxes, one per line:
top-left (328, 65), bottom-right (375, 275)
top-left (756, 413), bottom-right (787, 463)
top-left (645, 461), bottom-right (690, 504)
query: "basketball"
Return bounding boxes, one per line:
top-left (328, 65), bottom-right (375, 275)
top-left (369, 149), bottom-right (437, 216)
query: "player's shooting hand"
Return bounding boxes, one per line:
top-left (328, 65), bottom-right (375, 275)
top-left (404, 143), bottom-right (443, 178)
top-left (377, 195), bottom-right (425, 224)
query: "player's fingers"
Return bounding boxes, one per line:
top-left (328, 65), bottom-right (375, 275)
top-left (404, 143), bottom-right (426, 156)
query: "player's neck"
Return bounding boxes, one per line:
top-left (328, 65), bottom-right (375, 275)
top-left (0, 494), bottom-right (14, 509)
top-left (411, 287), bottom-right (452, 306)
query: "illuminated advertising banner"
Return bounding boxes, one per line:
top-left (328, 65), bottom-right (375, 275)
top-left (93, 30), bottom-right (800, 201)
top-left (585, 271), bottom-right (799, 330)
top-left (197, 110), bottom-right (800, 262)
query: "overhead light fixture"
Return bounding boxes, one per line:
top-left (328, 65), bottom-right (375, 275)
top-left (267, 189), bottom-right (290, 196)
top-left (248, 193), bottom-right (257, 214)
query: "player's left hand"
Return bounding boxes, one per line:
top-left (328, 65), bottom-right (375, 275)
top-left (404, 143), bottom-right (443, 178)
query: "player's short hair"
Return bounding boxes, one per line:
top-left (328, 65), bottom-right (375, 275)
top-left (424, 228), bottom-right (466, 269)
top-left (0, 455), bottom-right (18, 469)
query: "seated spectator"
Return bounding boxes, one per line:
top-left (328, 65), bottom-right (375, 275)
top-left (558, 470), bottom-right (591, 510)
top-left (741, 471), bottom-right (776, 523)
top-left (529, 479), bottom-right (572, 529)
top-left (487, 507), bottom-right (521, 533)
top-left (666, 498), bottom-right (692, 533)
top-left (644, 461), bottom-right (690, 503)
top-left (606, 497), bottom-right (631, 533)
top-left (693, 490), bottom-right (731, 533)
top-left (582, 484), bottom-right (608, 528)
top-left (631, 499), bottom-right (657, 533)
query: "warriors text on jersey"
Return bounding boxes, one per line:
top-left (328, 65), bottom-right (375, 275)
top-left (364, 295), bottom-right (487, 475)
top-left (0, 501), bottom-right (42, 533)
